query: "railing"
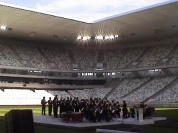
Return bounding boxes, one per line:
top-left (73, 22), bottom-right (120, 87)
top-left (0, 64), bottom-right (178, 79)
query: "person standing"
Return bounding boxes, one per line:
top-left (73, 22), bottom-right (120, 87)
top-left (53, 95), bottom-right (58, 118)
top-left (122, 100), bottom-right (128, 119)
top-left (48, 97), bottom-right (53, 116)
top-left (41, 96), bottom-right (47, 115)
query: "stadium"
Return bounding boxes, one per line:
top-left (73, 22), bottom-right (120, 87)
top-left (0, 0), bottom-right (178, 133)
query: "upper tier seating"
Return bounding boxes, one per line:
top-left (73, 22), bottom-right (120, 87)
top-left (0, 42), bottom-right (22, 67)
top-left (0, 37), bottom-right (177, 70)
top-left (12, 44), bottom-right (50, 68)
top-left (73, 48), bottom-right (98, 70)
top-left (104, 49), bottom-right (124, 70)
top-left (40, 48), bottom-right (71, 70)
top-left (117, 47), bottom-right (145, 68)
top-left (138, 43), bottom-right (175, 67)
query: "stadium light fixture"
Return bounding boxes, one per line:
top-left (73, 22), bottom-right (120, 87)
top-left (34, 70), bottom-right (42, 73)
top-left (82, 36), bottom-right (91, 41)
top-left (95, 35), bottom-right (103, 40)
top-left (115, 35), bottom-right (119, 38)
top-left (112, 72), bottom-right (116, 76)
top-left (155, 69), bottom-right (161, 72)
top-left (105, 36), bottom-right (109, 39)
top-left (0, 25), bottom-right (7, 30)
top-left (77, 36), bottom-right (82, 40)
top-left (77, 34), bottom-right (120, 41)
top-left (108, 35), bottom-right (114, 39)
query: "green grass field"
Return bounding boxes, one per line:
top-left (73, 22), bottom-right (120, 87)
top-left (0, 106), bottom-right (178, 133)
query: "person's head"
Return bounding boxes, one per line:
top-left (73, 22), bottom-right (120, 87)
top-left (49, 97), bottom-right (51, 100)
top-left (43, 96), bottom-right (45, 99)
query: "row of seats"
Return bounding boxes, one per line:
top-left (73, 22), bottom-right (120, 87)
top-left (0, 76), bottom-right (177, 105)
top-left (40, 48), bottom-right (71, 70)
top-left (68, 88), bottom-right (112, 99)
top-left (108, 78), bottom-right (149, 101)
top-left (122, 76), bottom-right (176, 103)
top-left (0, 37), bottom-right (177, 70)
top-left (73, 48), bottom-right (98, 70)
top-left (0, 89), bottom-right (54, 105)
top-left (48, 76), bottom-right (178, 104)
top-left (152, 82), bottom-right (178, 103)
top-left (49, 88), bottom-right (112, 100)
top-left (49, 90), bottom-right (71, 98)
top-left (138, 43), bottom-right (175, 67)
top-left (13, 44), bottom-right (50, 68)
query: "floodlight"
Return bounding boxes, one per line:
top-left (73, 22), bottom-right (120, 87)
top-left (77, 36), bottom-right (82, 40)
top-left (83, 36), bottom-right (91, 40)
top-left (115, 35), bottom-right (119, 38)
top-left (105, 36), bottom-right (109, 39)
top-left (108, 35), bottom-right (114, 39)
top-left (95, 35), bottom-right (103, 40)
top-left (112, 72), bottom-right (116, 75)
top-left (155, 69), bottom-right (161, 72)
top-left (0, 25), bottom-right (7, 30)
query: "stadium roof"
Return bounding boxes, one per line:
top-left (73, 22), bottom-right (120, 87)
top-left (0, 0), bottom-right (171, 23)
top-left (0, 0), bottom-right (178, 45)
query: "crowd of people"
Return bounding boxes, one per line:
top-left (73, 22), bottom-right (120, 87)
top-left (41, 96), bottom-right (155, 122)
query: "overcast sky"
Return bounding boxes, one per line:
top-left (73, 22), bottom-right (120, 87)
top-left (0, 0), bottom-right (172, 22)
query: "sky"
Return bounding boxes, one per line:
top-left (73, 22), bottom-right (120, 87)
top-left (0, 0), bottom-right (172, 22)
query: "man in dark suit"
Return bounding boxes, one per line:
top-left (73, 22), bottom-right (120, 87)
top-left (41, 96), bottom-right (47, 115)
top-left (122, 100), bottom-right (128, 118)
top-left (48, 97), bottom-right (53, 116)
top-left (53, 95), bottom-right (59, 118)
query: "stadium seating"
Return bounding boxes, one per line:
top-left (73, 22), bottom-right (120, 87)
top-left (108, 78), bottom-right (149, 101)
top-left (73, 48), bottom-right (98, 70)
top-left (12, 44), bottom-right (50, 68)
top-left (138, 43), bottom-right (175, 67)
top-left (0, 38), bottom-right (177, 70)
top-left (49, 90), bottom-right (71, 98)
top-left (0, 89), bottom-right (54, 105)
top-left (68, 88), bottom-right (112, 99)
top-left (0, 75), bottom-right (178, 105)
top-left (0, 38), bottom-right (178, 105)
top-left (0, 42), bottom-right (22, 67)
top-left (117, 47), bottom-right (145, 68)
top-left (104, 49), bottom-right (124, 70)
top-left (40, 48), bottom-right (71, 70)
top-left (154, 82), bottom-right (178, 103)
top-left (122, 76), bottom-right (176, 103)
